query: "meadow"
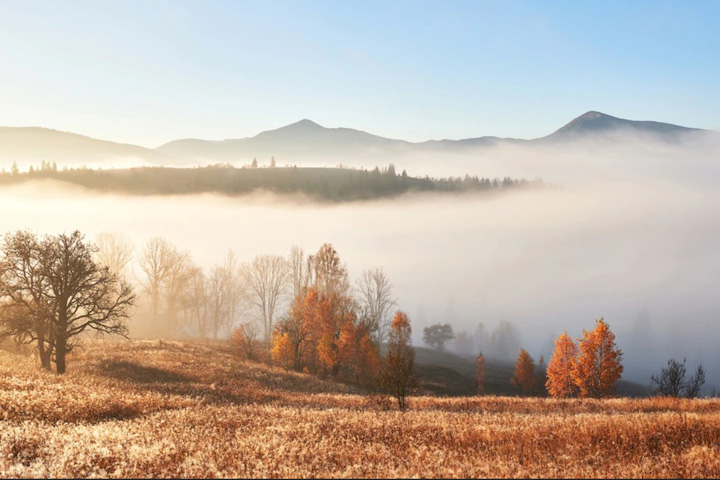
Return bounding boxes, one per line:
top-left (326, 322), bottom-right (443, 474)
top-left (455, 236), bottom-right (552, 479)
top-left (1, 340), bottom-right (719, 478)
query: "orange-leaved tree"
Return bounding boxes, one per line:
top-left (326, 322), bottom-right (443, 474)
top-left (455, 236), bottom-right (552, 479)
top-left (379, 311), bottom-right (417, 411)
top-left (475, 353), bottom-right (486, 395)
top-left (572, 318), bottom-right (623, 398)
top-left (546, 332), bottom-right (579, 398)
top-left (338, 322), bottom-right (380, 387)
top-left (271, 289), bottom-right (315, 371)
top-left (510, 349), bottom-right (536, 396)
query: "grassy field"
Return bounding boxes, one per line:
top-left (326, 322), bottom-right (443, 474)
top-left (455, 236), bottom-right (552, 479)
top-left (1, 340), bottom-right (719, 478)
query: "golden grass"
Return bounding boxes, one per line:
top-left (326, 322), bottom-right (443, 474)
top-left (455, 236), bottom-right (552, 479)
top-left (1, 340), bottom-right (719, 478)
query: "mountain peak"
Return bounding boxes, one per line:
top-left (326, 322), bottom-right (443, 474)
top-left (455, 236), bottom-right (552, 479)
top-left (284, 118), bottom-right (324, 130)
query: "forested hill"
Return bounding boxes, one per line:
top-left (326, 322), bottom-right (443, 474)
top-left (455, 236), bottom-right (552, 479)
top-left (0, 164), bottom-right (545, 201)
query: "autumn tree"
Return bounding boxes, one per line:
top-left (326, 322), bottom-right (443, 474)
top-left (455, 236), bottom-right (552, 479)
top-left (271, 287), bottom-right (315, 371)
top-left (572, 318), bottom-right (623, 398)
top-left (0, 231), bottom-right (134, 374)
top-left (308, 243), bottom-right (349, 298)
top-left (510, 349), bottom-right (536, 396)
top-left (379, 311), bottom-right (418, 411)
top-left (355, 267), bottom-right (396, 344)
top-left (337, 321), bottom-right (380, 387)
top-left (422, 323), bottom-right (455, 351)
top-left (546, 332), bottom-right (579, 398)
top-left (231, 321), bottom-right (261, 361)
top-left (475, 353), bottom-right (486, 395)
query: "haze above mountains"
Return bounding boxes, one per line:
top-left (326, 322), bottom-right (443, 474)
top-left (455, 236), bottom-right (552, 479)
top-left (0, 111), bottom-right (716, 169)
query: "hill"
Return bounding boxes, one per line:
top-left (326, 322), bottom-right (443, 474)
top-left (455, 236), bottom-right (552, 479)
top-left (1, 339), bottom-right (717, 478)
top-left (156, 119), bottom-right (413, 162)
top-left (411, 345), bottom-right (651, 397)
top-left (0, 127), bottom-right (165, 166)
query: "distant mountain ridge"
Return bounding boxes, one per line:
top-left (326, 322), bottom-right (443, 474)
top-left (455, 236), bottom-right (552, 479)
top-left (0, 112), bottom-right (714, 166)
top-left (0, 126), bottom-right (165, 164)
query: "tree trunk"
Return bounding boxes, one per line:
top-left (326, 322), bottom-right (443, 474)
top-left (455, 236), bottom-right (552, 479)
top-left (55, 308), bottom-right (68, 374)
top-left (55, 335), bottom-right (66, 374)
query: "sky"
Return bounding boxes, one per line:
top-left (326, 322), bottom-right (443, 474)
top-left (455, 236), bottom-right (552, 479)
top-left (0, 0), bottom-right (718, 147)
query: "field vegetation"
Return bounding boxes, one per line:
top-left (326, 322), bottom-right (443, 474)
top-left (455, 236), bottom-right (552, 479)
top-left (1, 339), bottom-right (719, 478)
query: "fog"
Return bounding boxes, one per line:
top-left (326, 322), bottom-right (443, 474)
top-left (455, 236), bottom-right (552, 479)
top-left (1, 132), bottom-right (719, 391)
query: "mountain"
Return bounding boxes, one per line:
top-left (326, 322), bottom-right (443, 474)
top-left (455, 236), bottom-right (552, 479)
top-left (0, 112), bottom-right (715, 168)
top-left (157, 112), bottom-right (713, 164)
top-left (156, 119), bottom-right (413, 163)
top-left (540, 111), bottom-right (702, 142)
top-left (0, 127), bottom-right (165, 166)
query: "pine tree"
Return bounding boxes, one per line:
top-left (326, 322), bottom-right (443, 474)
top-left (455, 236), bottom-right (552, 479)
top-left (535, 354), bottom-right (548, 396)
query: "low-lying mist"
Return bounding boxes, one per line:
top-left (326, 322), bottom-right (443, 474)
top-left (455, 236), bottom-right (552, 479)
top-left (2, 133), bottom-right (719, 391)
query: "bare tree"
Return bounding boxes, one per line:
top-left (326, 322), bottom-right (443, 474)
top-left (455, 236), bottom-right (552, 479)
top-left (308, 243), bottom-right (349, 298)
top-left (185, 269), bottom-right (210, 338)
top-left (163, 251), bottom-right (198, 335)
top-left (137, 237), bottom-right (174, 326)
top-left (44, 232), bottom-right (135, 373)
top-left (241, 254), bottom-right (290, 342)
top-left (207, 265), bottom-right (230, 339)
top-left (94, 231), bottom-right (135, 279)
top-left (288, 245), bottom-right (311, 300)
top-left (222, 250), bottom-right (245, 335)
top-left (355, 267), bottom-right (397, 344)
top-left (0, 230), bottom-right (134, 374)
top-left (0, 231), bottom-right (54, 368)
top-left (137, 237), bottom-right (197, 336)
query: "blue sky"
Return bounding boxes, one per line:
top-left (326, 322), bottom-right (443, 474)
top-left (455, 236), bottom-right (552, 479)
top-left (0, 0), bottom-right (718, 147)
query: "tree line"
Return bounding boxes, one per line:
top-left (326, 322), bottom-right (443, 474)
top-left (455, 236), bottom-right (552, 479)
top-left (0, 228), bottom-right (707, 403)
top-left (0, 229), bottom-right (420, 408)
top-left (0, 163), bottom-right (545, 201)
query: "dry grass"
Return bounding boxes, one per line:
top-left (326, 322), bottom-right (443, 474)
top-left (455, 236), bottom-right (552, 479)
top-left (1, 340), bottom-right (719, 478)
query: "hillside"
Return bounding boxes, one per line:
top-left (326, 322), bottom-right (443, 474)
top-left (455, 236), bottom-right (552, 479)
top-left (412, 345), bottom-right (651, 397)
top-left (1, 339), bottom-right (718, 478)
